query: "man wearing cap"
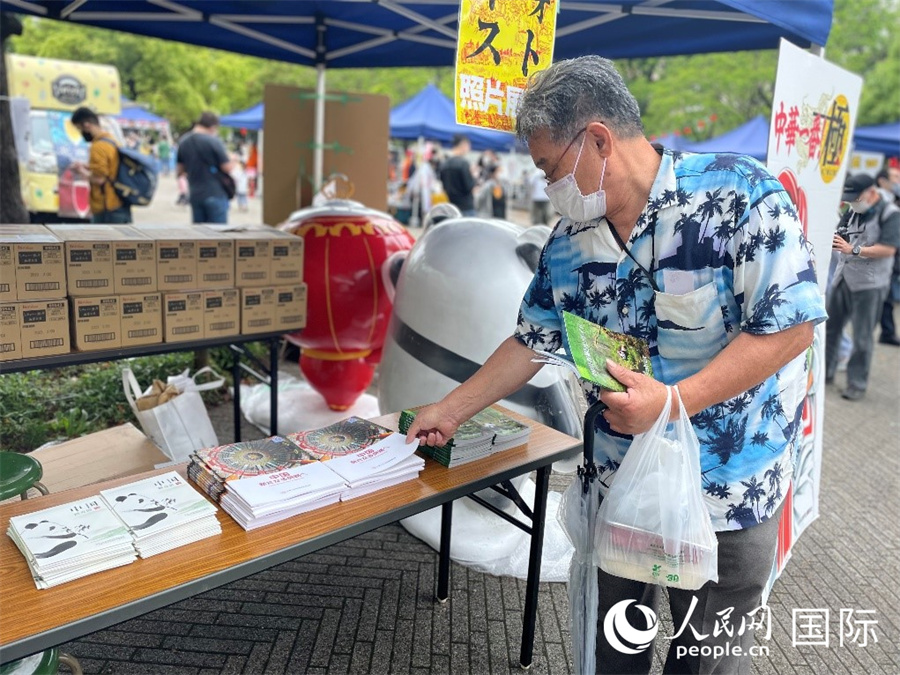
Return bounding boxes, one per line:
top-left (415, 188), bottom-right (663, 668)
top-left (826, 173), bottom-right (900, 399)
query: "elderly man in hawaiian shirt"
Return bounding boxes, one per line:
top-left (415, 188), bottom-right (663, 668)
top-left (407, 56), bottom-right (825, 674)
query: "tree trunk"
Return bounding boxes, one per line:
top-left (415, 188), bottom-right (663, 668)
top-left (0, 13), bottom-right (28, 224)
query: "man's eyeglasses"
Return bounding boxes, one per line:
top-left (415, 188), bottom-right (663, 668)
top-left (542, 129), bottom-right (585, 185)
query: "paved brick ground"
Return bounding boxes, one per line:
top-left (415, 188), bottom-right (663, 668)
top-left (60, 342), bottom-right (898, 674)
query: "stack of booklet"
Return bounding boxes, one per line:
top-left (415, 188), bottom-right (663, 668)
top-left (187, 436), bottom-right (311, 502)
top-left (398, 406), bottom-right (531, 468)
top-left (472, 407), bottom-right (532, 453)
top-left (99, 472), bottom-right (220, 558)
top-left (219, 462), bottom-right (346, 530)
top-left (7, 496), bottom-right (137, 589)
top-left (220, 422), bottom-right (423, 530)
top-left (323, 433), bottom-right (424, 500)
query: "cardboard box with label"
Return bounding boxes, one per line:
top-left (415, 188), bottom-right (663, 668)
top-left (240, 287), bottom-right (275, 334)
top-left (0, 302), bottom-right (21, 361)
top-left (0, 225), bottom-right (66, 301)
top-left (0, 243), bottom-right (16, 302)
top-left (113, 234), bottom-right (156, 294)
top-left (72, 295), bottom-right (120, 351)
top-left (141, 225), bottom-right (199, 291)
top-left (203, 225), bottom-right (294, 287)
top-left (19, 299), bottom-right (69, 357)
top-left (48, 225), bottom-right (152, 297)
top-left (163, 291), bottom-right (203, 342)
top-left (195, 233), bottom-right (235, 290)
top-left (120, 293), bottom-right (163, 347)
top-left (274, 283), bottom-right (308, 332)
top-left (204, 288), bottom-right (240, 338)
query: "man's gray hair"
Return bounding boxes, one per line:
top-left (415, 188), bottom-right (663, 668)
top-left (516, 55), bottom-right (644, 144)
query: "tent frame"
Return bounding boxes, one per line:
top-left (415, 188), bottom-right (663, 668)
top-left (4, 0), bottom-right (826, 190)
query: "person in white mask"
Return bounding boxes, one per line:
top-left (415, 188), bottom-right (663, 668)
top-left (827, 173), bottom-right (900, 390)
top-left (405, 56), bottom-right (825, 675)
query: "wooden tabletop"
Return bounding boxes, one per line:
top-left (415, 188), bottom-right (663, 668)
top-left (0, 409), bottom-right (581, 662)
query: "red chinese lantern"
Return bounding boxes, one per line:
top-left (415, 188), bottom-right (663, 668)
top-left (280, 200), bottom-right (415, 410)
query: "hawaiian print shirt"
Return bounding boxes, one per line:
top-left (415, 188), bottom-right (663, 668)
top-left (514, 148), bottom-right (827, 531)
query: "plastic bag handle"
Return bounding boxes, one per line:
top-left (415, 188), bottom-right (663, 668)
top-left (189, 366), bottom-right (226, 391)
top-left (122, 368), bottom-right (143, 414)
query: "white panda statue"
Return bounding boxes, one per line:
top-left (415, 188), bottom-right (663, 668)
top-left (377, 212), bottom-right (581, 580)
top-left (378, 214), bottom-right (581, 439)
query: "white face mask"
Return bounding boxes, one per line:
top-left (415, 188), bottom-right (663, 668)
top-left (849, 198), bottom-right (871, 214)
top-left (544, 133), bottom-right (608, 222)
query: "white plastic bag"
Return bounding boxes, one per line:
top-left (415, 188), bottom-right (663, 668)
top-left (122, 367), bottom-right (221, 463)
top-left (594, 386), bottom-right (718, 590)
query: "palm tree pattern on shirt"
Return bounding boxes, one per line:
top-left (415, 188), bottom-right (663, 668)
top-left (515, 150), bottom-right (826, 529)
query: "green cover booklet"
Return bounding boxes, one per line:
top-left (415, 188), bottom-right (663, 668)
top-left (533, 311), bottom-right (653, 392)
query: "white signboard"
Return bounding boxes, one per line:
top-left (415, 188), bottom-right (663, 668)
top-left (763, 41), bottom-right (862, 596)
top-left (767, 39), bottom-right (863, 295)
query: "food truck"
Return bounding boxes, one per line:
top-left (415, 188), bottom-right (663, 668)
top-left (5, 54), bottom-right (124, 222)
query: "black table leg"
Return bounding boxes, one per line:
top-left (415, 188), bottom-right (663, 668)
top-left (232, 350), bottom-right (242, 443)
top-left (520, 464), bottom-right (551, 669)
top-left (269, 337), bottom-right (279, 436)
top-left (437, 501), bottom-right (453, 603)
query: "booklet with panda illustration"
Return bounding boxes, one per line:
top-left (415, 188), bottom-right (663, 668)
top-left (100, 471), bottom-right (220, 557)
top-left (7, 496), bottom-right (137, 589)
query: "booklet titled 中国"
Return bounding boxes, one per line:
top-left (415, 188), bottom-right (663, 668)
top-left (532, 311), bottom-right (653, 392)
top-left (100, 471), bottom-right (221, 558)
top-left (7, 497), bottom-right (137, 589)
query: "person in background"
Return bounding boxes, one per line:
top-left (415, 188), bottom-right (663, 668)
top-left (157, 136), bottom-right (171, 176)
top-left (69, 107), bottom-right (132, 224)
top-left (406, 55), bottom-right (824, 675)
top-left (475, 164), bottom-right (508, 219)
top-left (439, 134), bottom-right (477, 216)
top-left (875, 166), bottom-right (900, 345)
top-left (826, 173), bottom-right (900, 397)
top-left (176, 112), bottom-right (235, 224)
top-left (478, 149), bottom-right (499, 182)
top-left (232, 160), bottom-right (250, 213)
top-left (529, 166), bottom-right (553, 225)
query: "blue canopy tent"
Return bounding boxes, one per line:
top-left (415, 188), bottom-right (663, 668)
top-left (220, 102), bottom-right (265, 131)
top-left (390, 84), bottom-right (515, 152)
top-left (681, 115), bottom-right (769, 160)
top-left (117, 105), bottom-right (169, 128)
top-left (7, 1), bottom-right (833, 186)
top-left (852, 122), bottom-right (900, 157)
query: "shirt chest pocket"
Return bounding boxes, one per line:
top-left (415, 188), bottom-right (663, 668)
top-left (655, 282), bottom-right (728, 362)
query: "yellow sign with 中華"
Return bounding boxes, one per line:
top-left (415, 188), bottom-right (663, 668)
top-left (455, 0), bottom-right (557, 133)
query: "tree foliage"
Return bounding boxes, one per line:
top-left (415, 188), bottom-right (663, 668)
top-left (7, 0), bottom-right (897, 137)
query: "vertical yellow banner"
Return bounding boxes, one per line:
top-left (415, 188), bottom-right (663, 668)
top-left (455, 0), bottom-right (557, 133)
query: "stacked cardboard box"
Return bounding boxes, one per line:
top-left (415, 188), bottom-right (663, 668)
top-left (203, 225), bottom-right (306, 336)
top-left (0, 225), bottom-right (69, 360)
top-left (0, 224), bottom-right (306, 360)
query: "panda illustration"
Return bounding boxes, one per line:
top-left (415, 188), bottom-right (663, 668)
top-left (22, 519), bottom-right (87, 559)
top-left (113, 493), bottom-right (175, 531)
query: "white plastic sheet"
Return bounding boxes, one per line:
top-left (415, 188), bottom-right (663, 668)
top-left (239, 374), bottom-right (381, 435)
top-left (400, 478), bottom-right (573, 583)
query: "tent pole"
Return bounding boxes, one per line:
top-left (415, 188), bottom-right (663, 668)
top-left (314, 63), bottom-right (326, 193)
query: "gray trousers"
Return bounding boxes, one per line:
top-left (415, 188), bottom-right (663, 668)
top-left (825, 279), bottom-right (888, 390)
top-left (595, 502), bottom-right (783, 675)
